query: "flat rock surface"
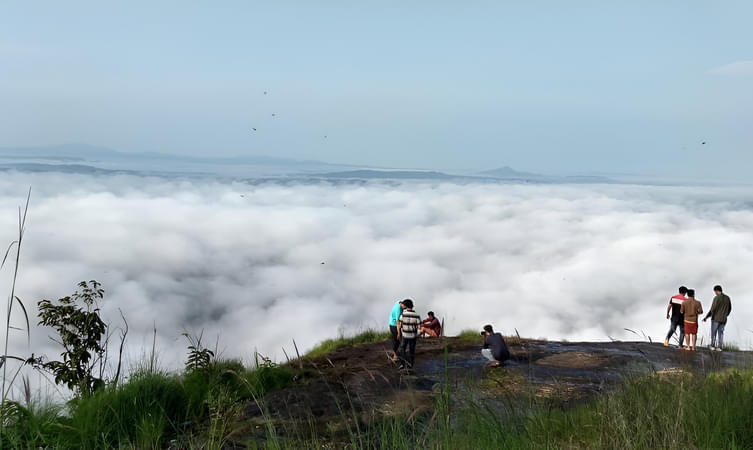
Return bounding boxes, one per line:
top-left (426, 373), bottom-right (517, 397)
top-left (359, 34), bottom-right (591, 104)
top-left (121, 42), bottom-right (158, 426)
top-left (243, 337), bottom-right (752, 429)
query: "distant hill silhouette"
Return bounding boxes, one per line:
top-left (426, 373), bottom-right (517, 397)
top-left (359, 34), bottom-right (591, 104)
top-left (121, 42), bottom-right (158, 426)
top-left (479, 166), bottom-right (542, 179)
top-left (316, 170), bottom-right (463, 180)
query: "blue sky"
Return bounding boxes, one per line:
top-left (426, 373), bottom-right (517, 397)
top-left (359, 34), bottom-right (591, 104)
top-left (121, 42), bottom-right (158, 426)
top-left (1, 1), bottom-right (752, 175)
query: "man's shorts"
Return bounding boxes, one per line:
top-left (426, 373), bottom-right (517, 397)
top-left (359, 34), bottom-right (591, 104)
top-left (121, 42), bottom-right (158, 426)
top-left (684, 321), bottom-right (698, 334)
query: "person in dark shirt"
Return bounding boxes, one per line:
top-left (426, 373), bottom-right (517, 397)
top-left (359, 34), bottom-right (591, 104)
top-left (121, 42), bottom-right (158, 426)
top-left (419, 311), bottom-right (441, 337)
top-left (703, 285), bottom-right (732, 351)
top-left (665, 286), bottom-right (687, 347)
top-left (481, 324), bottom-right (510, 367)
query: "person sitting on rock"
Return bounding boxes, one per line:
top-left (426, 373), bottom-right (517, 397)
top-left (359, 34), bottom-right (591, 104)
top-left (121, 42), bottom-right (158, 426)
top-left (419, 311), bottom-right (441, 337)
top-left (481, 324), bottom-right (510, 367)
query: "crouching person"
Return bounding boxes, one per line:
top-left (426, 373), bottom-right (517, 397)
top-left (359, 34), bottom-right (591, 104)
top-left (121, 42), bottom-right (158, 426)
top-left (481, 324), bottom-right (510, 367)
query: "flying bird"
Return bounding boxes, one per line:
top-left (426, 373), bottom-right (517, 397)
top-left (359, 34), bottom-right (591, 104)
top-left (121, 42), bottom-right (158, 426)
top-left (701, 141), bottom-right (706, 145)
top-left (271, 113), bottom-right (276, 117)
top-left (251, 128), bottom-right (257, 131)
top-left (263, 91), bottom-right (267, 95)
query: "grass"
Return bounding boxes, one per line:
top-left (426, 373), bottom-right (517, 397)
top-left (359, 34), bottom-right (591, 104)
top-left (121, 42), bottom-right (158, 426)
top-left (304, 329), bottom-right (391, 359)
top-left (278, 367), bottom-right (753, 449)
top-left (456, 329), bottom-right (483, 345)
top-left (0, 399), bottom-right (62, 449)
top-left (0, 358), bottom-right (296, 449)
top-left (3, 330), bottom-right (753, 448)
top-left (523, 368), bottom-right (753, 448)
top-left (63, 369), bottom-right (188, 449)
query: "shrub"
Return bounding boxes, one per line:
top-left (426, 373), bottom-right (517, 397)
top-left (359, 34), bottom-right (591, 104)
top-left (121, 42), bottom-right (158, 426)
top-left (63, 370), bottom-right (188, 449)
top-left (34, 281), bottom-right (126, 396)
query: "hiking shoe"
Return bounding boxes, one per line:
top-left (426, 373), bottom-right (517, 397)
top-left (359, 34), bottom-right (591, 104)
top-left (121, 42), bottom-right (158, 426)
top-left (715, 347), bottom-right (723, 352)
top-left (663, 340), bottom-right (669, 347)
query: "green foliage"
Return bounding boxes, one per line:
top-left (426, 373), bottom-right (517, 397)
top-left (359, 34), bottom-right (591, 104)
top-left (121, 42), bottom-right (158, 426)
top-left (245, 356), bottom-right (295, 397)
top-left (0, 400), bottom-right (62, 449)
top-left (183, 358), bottom-right (246, 421)
top-left (523, 369), bottom-right (753, 449)
top-left (63, 370), bottom-right (188, 449)
top-left (305, 329), bottom-right (391, 359)
top-left (183, 331), bottom-right (215, 372)
top-left (35, 281), bottom-right (108, 396)
top-left (0, 359), bottom-right (297, 449)
top-left (456, 329), bottom-right (483, 345)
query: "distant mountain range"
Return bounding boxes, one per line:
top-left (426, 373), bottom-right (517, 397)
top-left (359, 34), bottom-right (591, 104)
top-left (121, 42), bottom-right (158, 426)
top-left (0, 144), bottom-right (341, 166)
top-left (0, 144), bottom-right (616, 184)
top-left (0, 144), bottom-right (354, 177)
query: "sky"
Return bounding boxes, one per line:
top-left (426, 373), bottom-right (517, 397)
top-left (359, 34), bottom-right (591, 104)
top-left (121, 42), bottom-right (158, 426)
top-left (1, 1), bottom-right (752, 175)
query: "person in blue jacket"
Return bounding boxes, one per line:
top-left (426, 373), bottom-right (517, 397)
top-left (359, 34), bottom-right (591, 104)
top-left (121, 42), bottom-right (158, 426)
top-left (389, 299), bottom-right (407, 361)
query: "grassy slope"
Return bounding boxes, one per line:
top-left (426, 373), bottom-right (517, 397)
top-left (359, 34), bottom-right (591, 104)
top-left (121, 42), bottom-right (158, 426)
top-left (2, 330), bottom-right (753, 449)
top-left (0, 359), bottom-right (296, 449)
top-left (305, 329), bottom-right (392, 359)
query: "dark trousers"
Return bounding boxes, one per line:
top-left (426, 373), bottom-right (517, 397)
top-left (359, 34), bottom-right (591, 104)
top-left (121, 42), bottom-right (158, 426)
top-left (399, 337), bottom-right (417, 368)
top-left (666, 317), bottom-right (685, 346)
top-left (390, 325), bottom-right (400, 354)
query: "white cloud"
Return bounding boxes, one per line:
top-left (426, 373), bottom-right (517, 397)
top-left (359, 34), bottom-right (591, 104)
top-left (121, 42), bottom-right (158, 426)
top-left (0, 173), bottom-right (751, 381)
top-left (709, 60), bottom-right (753, 76)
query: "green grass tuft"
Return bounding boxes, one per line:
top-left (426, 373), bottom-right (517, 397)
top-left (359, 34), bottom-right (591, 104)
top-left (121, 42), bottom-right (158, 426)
top-left (304, 329), bottom-right (391, 359)
top-left (523, 368), bottom-right (753, 448)
top-left (456, 329), bottom-right (483, 345)
top-left (64, 369), bottom-right (189, 449)
top-left (0, 400), bottom-right (63, 449)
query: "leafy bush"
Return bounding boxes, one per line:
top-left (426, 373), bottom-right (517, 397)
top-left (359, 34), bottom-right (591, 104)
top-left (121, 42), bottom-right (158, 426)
top-left (183, 331), bottom-right (215, 372)
top-left (34, 281), bottom-right (113, 396)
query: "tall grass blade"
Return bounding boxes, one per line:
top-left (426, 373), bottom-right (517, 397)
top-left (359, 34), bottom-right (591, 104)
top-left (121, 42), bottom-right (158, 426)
top-left (0, 241), bottom-right (18, 270)
top-left (2, 187), bottom-right (31, 409)
top-left (13, 296), bottom-right (30, 346)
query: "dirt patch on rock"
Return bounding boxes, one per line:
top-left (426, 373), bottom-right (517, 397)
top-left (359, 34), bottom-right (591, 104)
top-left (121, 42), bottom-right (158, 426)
top-left (535, 351), bottom-right (608, 369)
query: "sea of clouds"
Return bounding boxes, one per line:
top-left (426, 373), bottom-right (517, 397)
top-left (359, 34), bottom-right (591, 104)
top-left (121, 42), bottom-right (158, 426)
top-left (1, 172), bottom-right (752, 378)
